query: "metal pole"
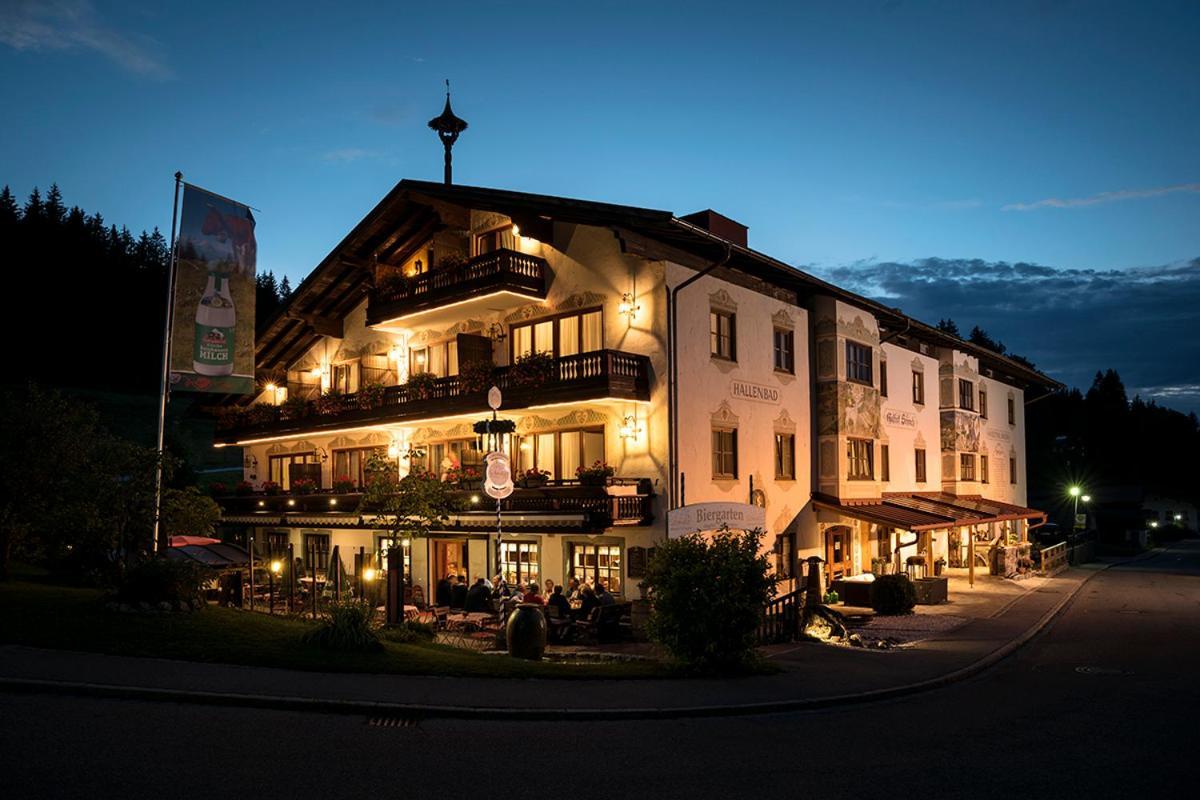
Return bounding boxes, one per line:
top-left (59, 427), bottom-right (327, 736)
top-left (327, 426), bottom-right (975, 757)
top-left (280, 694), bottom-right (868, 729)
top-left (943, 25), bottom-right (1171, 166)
top-left (248, 535), bottom-right (255, 612)
top-left (152, 172), bottom-right (183, 554)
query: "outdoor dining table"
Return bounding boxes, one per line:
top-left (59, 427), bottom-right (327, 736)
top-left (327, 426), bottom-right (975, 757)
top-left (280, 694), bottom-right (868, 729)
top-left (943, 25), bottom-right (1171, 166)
top-left (443, 612), bottom-right (499, 648)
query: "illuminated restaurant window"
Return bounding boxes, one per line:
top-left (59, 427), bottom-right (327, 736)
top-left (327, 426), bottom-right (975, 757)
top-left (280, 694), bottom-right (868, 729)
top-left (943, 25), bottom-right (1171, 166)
top-left (499, 541), bottom-right (540, 587)
top-left (511, 309), bottom-right (602, 360)
top-left (332, 446), bottom-right (387, 488)
top-left (375, 536), bottom-right (411, 576)
top-left (570, 543), bottom-right (622, 593)
top-left (302, 533), bottom-right (330, 575)
top-left (268, 452), bottom-right (318, 490)
top-left (513, 427), bottom-right (604, 480)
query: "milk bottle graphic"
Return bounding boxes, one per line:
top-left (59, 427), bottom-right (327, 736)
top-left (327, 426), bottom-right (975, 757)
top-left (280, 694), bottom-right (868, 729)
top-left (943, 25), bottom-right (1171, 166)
top-left (193, 271), bottom-right (235, 375)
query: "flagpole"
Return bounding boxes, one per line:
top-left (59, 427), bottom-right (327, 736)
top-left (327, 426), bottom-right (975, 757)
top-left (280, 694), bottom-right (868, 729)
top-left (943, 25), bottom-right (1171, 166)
top-left (152, 171), bottom-right (184, 554)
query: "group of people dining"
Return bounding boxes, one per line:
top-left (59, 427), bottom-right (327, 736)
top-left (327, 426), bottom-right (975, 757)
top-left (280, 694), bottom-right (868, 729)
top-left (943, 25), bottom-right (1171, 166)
top-left (433, 572), bottom-right (618, 621)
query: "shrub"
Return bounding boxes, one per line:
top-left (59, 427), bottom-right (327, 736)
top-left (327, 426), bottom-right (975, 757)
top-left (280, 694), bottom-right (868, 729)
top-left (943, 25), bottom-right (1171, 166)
top-left (509, 351), bottom-right (556, 387)
top-left (301, 601), bottom-right (383, 652)
top-left (405, 371), bottom-right (440, 400)
top-left (316, 390), bottom-right (346, 416)
top-left (643, 526), bottom-right (776, 672)
top-left (357, 382), bottom-right (386, 410)
top-left (280, 396), bottom-right (311, 421)
top-left (332, 475), bottom-right (356, 493)
top-left (234, 480), bottom-right (254, 496)
top-left (207, 482), bottom-right (227, 497)
top-left (291, 477), bottom-right (317, 495)
top-left (378, 620), bottom-right (436, 644)
top-left (576, 460), bottom-right (615, 485)
top-left (458, 359), bottom-right (495, 394)
top-left (871, 574), bottom-right (917, 615)
top-left (115, 558), bottom-right (205, 609)
top-left (262, 480), bottom-right (282, 496)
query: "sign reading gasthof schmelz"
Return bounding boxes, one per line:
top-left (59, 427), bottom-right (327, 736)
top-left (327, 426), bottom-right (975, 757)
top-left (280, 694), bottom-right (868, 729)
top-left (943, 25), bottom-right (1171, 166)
top-left (169, 184), bottom-right (256, 394)
top-left (667, 502), bottom-right (767, 538)
top-left (884, 408), bottom-right (918, 429)
top-left (730, 379), bottom-right (781, 405)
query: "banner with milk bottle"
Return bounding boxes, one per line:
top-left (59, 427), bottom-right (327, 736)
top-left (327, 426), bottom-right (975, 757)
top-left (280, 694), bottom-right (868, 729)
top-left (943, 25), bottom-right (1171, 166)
top-left (169, 184), bottom-right (256, 394)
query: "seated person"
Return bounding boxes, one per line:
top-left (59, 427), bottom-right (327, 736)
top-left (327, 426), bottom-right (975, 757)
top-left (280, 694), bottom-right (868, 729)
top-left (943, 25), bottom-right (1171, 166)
top-left (573, 586), bottom-right (598, 620)
top-left (521, 582), bottom-right (545, 605)
top-left (450, 575), bottom-right (468, 609)
top-left (546, 585), bottom-right (571, 617)
top-left (435, 574), bottom-right (454, 607)
top-left (595, 581), bottom-right (616, 606)
top-left (464, 577), bottom-right (493, 613)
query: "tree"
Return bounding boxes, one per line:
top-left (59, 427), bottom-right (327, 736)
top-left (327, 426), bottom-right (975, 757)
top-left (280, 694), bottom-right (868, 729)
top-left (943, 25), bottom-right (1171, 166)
top-left (968, 325), bottom-right (1007, 355)
top-left (362, 451), bottom-right (461, 569)
top-left (0, 186), bottom-right (19, 227)
top-left (936, 318), bottom-right (960, 336)
top-left (161, 486), bottom-right (221, 540)
top-left (643, 526), bottom-right (776, 672)
top-left (44, 183), bottom-right (65, 225)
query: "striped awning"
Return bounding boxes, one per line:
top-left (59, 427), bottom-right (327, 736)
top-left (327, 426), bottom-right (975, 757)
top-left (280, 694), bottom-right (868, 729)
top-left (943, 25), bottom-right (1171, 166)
top-left (815, 492), bottom-right (1047, 532)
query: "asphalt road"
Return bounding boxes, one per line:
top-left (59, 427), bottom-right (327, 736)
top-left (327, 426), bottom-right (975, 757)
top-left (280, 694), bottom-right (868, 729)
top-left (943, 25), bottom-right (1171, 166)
top-left (3, 542), bottom-right (1198, 800)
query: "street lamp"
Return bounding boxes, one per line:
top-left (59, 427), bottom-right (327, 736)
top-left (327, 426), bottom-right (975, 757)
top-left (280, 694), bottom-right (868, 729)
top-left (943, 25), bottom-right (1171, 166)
top-left (1068, 485), bottom-right (1087, 531)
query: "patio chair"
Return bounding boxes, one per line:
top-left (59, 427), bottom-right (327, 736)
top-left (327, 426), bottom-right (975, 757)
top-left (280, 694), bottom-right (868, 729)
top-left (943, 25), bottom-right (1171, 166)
top-left (426, 605), bottom-right (450, 631)
top-left (411, 585), bottom-right (426, 609)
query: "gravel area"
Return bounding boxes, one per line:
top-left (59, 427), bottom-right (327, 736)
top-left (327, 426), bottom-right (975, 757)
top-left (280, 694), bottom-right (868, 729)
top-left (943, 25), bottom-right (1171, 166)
top-left (848, 613), bottom-right (972, 647)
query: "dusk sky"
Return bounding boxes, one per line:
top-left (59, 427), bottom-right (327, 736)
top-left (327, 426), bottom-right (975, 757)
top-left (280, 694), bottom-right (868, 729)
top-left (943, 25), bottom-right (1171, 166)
top-left (2, 1), bottom-right (1197, 411)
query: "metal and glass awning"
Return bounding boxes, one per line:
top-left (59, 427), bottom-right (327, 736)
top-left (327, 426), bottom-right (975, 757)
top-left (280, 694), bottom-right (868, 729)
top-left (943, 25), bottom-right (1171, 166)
top-left (814, 492), bottom-right (1046, 533)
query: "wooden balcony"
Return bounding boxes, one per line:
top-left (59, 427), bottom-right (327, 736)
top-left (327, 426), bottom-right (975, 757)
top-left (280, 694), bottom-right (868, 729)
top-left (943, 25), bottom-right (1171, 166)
top-left (215, 480), bottom-right (655, 531)
top-left (216, 349), bottom-right (651, 443)
top-left (367, 248), bottom-right (548, 325)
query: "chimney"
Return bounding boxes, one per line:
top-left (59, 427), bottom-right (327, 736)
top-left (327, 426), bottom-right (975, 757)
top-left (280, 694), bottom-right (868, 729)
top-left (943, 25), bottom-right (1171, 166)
top-left (680, 209), bottom-right (748, 248)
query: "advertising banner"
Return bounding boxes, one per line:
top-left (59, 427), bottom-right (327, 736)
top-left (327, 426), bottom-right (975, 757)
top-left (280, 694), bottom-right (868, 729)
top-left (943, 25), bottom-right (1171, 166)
top-left (169, 184), bottom-right (256, 394)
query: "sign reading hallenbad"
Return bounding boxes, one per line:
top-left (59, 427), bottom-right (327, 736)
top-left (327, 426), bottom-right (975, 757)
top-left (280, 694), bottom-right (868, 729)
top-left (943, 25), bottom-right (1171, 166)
top-left (667, 502), bottom-right (767, 538)
top-left (169, 184), bottom-right (256, 394)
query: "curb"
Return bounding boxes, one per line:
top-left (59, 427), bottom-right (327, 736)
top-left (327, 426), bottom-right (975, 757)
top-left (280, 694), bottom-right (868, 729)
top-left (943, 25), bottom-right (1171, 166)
top-left (0, 556), bottom-right (1150, 721)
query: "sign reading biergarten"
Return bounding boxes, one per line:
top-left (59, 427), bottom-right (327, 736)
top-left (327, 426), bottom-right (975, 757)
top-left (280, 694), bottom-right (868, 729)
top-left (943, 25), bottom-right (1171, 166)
top-left (169, 184), bottom-right (256, 394)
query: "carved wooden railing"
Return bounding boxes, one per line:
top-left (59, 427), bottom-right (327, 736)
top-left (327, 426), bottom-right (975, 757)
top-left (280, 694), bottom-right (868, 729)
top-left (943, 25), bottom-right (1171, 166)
top-left (368, 248), bottom-right (547, 322)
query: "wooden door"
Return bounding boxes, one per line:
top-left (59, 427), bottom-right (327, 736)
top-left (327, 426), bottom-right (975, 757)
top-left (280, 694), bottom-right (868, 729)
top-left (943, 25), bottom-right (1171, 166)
top-left (825, 526), bottom-right (851, 584)
top-left (434, 539), bottom-right (468, 582)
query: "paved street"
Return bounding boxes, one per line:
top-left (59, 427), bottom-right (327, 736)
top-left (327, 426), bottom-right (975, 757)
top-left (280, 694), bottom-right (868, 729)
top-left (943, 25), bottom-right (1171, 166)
top-left (3, 542), bottom-right (1198, 799)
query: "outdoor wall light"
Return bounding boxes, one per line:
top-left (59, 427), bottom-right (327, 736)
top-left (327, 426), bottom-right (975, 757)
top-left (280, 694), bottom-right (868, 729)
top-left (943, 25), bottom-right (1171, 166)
top-left (1082, 494), bottom-right (1092, 503)
top-left (287, 499), bottom-right (295, 507)
top-left (618, 291), bottom-right (641, 322)
top-left (363, 568), bottom-right (377, 582)
top-left (511, 224), bottom-right (520, 237)
top-left (619, 413), bottom-right (643, 442)
top-left (387, 441), bottom-right (400, 459)
top-left (487, 322), bottom-right (507, 342)
top-left (1150, 520), bottom-right (1159, 528)
top-left (329, 498), bottom-right (337, 507)
top-left (1068, 486), bottom-right (1081, 498)
top-left (270, 560), bottom-right (282, 575)
top-left (388, 346), bottom-right (403, 362)
top-left (470, 494), bottom-right (480, 504)
top-left (1174, 513), bottom-right (1182, 521)
top-left (257, 500), bottom-right (265, 507)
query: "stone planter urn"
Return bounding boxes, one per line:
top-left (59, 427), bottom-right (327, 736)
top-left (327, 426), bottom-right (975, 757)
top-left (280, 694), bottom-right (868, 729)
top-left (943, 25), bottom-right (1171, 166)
top-left (506, 603), bottom-right (547, 660)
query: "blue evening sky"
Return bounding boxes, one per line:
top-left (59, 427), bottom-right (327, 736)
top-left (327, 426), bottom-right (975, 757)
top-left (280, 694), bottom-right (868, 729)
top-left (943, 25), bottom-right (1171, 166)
top-left (2, 1), bottom-right (1198, 409)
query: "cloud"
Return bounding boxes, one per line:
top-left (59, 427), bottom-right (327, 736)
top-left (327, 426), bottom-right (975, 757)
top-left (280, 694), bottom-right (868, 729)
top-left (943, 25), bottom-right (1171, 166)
top-left (0, 0), bottom-right (171, 79)
top-left (1003, 183), bottom-right (1200, 211)
top-left (812, 256), bottom-right (1200, 414)
top-left (321, 147), bottom-right (378, 163)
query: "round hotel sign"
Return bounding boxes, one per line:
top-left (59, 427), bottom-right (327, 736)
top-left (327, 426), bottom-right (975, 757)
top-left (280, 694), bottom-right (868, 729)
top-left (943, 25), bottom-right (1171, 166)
top-left (667, 502), bottom-right (767, 538)
top-left (483, 451), bottom-right (513, 499)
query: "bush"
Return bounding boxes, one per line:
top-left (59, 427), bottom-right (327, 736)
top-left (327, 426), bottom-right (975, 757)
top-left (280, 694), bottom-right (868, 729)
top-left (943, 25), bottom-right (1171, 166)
top-left (871, 574), bottom-right (916, 615)
top-left (457, 359), bottom-right (495, 394)
top-left (643, 526), bottom-right (776, 672)
top-left (405, 371), bottom-right (440, 400)
top-left (509, 352), bottom-right (556, 387)
top-left (301, 601), bottom-right (383, 652)
top-left (115, 558), bottom-right (205, 609)
top-left (378, 620), bottom-right (436, 644)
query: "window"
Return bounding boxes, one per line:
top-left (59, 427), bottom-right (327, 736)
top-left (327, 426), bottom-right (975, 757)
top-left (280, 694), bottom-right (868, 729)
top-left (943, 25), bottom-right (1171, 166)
top-left (881, 444), bottom-right (890, 482)
top-left (980, 454), bottom-right (989, 484)
top-left (1008, 396), bottom-right (1016, 425)
top-left (913, 370), bottom-right (925, 404)
top-left (570, 543), bottom-right (622, 593)
top-left (474, 225), bottom-right (516, 255)
top-left (331, 446), bottom-right (387, 489)
top-left (330, 361), bottom-right (359, 394)
top-left (409, 340), bottom-right (459, 378)
top-left (847, 438), bottom-right (873, 480)
top-left (263, 531), bottom-right (289, 557)
top-left (420, 438), bottom-right (484, 478)
top-left (774, 433), bottom-right (795, 480)
top-left (375, 536), bottom-right (411, 577)
top-left (499, 541), bottom-right (540, 587)
top-left (880, 360), bottom-right (888, 397)
top-left (712, 428), bottom-right (738, 479)
top-left (979, 387), bottom-right (988, 419)
top-left (773, 328), bottom-right (794, 373)
top-left (846, 342), bottom-right (872, 385)
top-left (710, 310), bottom-right (736, 360)
top-left (960, 453), bottom-right (976, 481)
top-left (959, 379), bottom-right (975, 411)
top-left (511, 309), bottom-right (602, 361)
top-left (302, 533), bottom-right (330, 576)
top-left (360, 349), bottom-right (397, 386)
top-left (268, 452), bottom-right (318, 490)
top-left (513, 427), bottom-right (604, 480)
top-left (1010, 457), bottom-right (1018, 484)
top-left (915, 448), bottom-right (927, 483)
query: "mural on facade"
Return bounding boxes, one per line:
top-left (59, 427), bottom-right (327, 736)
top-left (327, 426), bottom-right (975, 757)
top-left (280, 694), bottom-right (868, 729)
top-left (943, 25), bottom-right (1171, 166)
top-left (817, 382), bottom-right (880, 437)
top-left (940, 410), bottom-right (980, 452)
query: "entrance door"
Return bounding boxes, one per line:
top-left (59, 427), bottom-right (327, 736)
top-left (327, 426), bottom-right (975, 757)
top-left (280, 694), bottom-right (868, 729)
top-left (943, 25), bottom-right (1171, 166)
top-left (825, 526), bottom-right (851, 584)
top-left (432, 539), bottom-right (467, 583)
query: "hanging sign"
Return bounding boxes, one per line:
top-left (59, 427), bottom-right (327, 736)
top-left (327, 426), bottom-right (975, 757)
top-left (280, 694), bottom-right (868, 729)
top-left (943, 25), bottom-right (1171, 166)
top-left (169, 183), bottom-right (257, 394)
top-left (488, 386), bottom-right (502, 410)
top-left (667, 502), bottom-right (766, 538)
top-left (483, 451), bottom-right (513, 499)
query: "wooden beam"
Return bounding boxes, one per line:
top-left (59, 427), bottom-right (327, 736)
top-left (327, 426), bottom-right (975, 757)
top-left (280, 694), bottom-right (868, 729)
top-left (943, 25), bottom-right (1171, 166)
top-left (286, 312), bottom-right (343, 338)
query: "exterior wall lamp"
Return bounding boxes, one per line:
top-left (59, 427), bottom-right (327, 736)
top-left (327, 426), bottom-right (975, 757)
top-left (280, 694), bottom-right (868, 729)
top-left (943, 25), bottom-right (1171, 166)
top-left (619, 292), bottom-right (641, 323)
top-left (487, 322), bottom-right (508, 342)
top-left (619, 413), bottom-right (643, 442)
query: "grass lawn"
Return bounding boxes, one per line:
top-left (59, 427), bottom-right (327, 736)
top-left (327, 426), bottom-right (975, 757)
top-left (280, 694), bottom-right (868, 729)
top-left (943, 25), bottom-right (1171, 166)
top-left (0, 578), bottom-right (678, 679)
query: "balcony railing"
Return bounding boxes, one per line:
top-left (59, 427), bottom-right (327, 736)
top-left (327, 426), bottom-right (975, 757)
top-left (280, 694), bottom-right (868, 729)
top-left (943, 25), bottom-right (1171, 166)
top-left (215, 480), bottom-right (655, 529)
top-left (367, 248), bottom-right (548, 324)
top-left (216, 349), bottom-right (651, 442)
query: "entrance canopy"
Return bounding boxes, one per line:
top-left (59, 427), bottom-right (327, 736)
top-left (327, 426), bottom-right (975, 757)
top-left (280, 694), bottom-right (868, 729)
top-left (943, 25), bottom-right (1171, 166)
top-left (814, 492), bottom-right (1046, 533)
top-left (164, 541), bottom-right (251, 569)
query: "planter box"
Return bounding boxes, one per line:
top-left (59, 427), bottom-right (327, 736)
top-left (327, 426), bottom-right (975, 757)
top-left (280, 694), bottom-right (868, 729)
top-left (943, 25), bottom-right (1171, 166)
top-left (831, 577), bottom-right (874, 607)
top-left (913, 576), bottom-right (948, 605)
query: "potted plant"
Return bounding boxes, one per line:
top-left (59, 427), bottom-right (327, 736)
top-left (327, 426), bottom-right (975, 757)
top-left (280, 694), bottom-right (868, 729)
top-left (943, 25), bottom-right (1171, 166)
top-left (404, 372), bottom-right (440, 401)
top-left (316, 390), bottom-right (346, 416)
top-left (444, 465), bottom-right (481, 489)
top-left (357, 382), bottom-right (386, 410)
top-left (262, 480), bottom-right (282, 496)
top-left (521, 467), bottom-right (551, 488)
top-left (509, 351), bottom-right (556, 388)
top-left (332, 475), bottom-right (356, 493)
top-left (247, 403), bottom-right (279, 425)
top-left (436, 253), bottom-right (468, 272)
top-left (207, 482), bottom-right (227, 497)
top-left (234, 480), bottom-right (255, 496)
top-left (377, 272), bottom-right (408, 298)
top-left (457, 359), bottom-right (495, 394)
top-left (576, 460), bottom-right (615, 486)
top-left (291, 477), bottom-right (317, 495)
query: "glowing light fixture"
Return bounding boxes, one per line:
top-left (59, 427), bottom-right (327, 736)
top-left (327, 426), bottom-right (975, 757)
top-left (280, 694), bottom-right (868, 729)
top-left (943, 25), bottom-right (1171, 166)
top-left (1149, 520), bottom-right (1159, 528)
top-left (270, 560), bottom-right (282, 575)
top-left (257, 500), bottom-right (265, 507)
top-left (470, 494), bottom-right (480, 504)
top-left (618, 291), bottom-right (641, 322)
top-left (1068, 486), bottom-right (1081, 498)
top-left (287, 499), bottom-right (296, 507)
top-left (387, 441), bottom-right (400, 459)
top-left (618, 413), bottom-right (643, 442)
top-left (363, 568), bottom-right (377, 582)
top-left (329, 498), bottom-right (338, 507)
top-left (511, 224), bottom-right (520, 237)
top-left (1081, 494), bottom-right (1091, 503)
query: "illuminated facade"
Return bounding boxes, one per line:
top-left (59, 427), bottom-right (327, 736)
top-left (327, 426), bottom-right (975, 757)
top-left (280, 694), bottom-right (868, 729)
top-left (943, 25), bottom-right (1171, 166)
top-left (212, 181), bottom-right (1058, 595)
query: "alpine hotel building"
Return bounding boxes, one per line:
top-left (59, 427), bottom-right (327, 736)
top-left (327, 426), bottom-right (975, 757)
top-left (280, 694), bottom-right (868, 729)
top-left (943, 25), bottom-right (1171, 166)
top-left (212, 177), bottom-right (1059, 596)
